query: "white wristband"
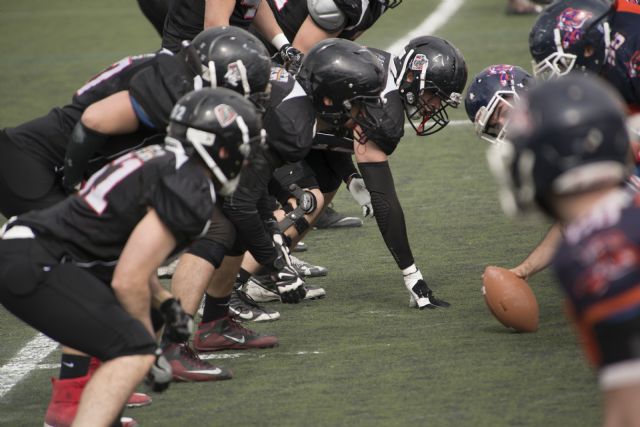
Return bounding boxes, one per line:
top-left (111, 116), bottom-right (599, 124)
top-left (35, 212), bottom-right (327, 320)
top-left (271, 33), bottom-right (290, 50)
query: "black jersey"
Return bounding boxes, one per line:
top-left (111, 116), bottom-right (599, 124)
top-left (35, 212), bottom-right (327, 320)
top-left (222, 66), bottom-right (315, 265)
top-left (261, 0), bottom-right (387, 47)
top-left (4, 54), bottom-right (158, 169)
top-left (265, 67), bottom-right (316, 162)
top-left (128, 50), bottom-right (203, 131)
top-left (603, 0), bottom-right (640, 112)
top-left (161, 0), bottom-right (261, 53)
top-left (310, 48), bottom-right (404, 156)
top-left (552, 189), bottom-right (640, 368)
top-left (14, 144), bottom-right (214, 280)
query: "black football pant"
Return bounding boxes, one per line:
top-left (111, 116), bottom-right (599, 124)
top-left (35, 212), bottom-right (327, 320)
top-left (0, 238), bottom-right (156, 360)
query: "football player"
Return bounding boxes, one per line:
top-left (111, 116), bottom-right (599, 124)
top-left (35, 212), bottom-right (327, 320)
top-left (0, 87), bottom-right (260, 427)
top-left (243, 37), bottom-right (467, 309)
top-left (464, 64), bottom-right (536, 145)
top-left (504, 0), bottom-right (640, 281)
top-left (487, 73), bottom-right (640, 427)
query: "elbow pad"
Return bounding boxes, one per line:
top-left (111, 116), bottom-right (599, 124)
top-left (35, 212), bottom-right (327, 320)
top-left (64, 122), bottom-right (109, 189)
top-left (307, 0), bottom-right (346, 32)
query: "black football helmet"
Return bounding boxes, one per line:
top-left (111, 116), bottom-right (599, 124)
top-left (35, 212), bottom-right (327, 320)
top-left (191, 26), bottom-right (272, 111)
top-left (465, 65), bottom-right (535, 144)
top-left (167, 87), bottom-right (265, 196)
top-left (529, 0), bottom-right (612, 79)
top-left (487, 73), bottom-right (631, 217)
top-left (396, 36), bottom-right (468, 136)
top-left (297, 38), bottom-right (386, 131)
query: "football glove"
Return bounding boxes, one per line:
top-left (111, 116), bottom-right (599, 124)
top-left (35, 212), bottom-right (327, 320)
top-left (159, 298), bottom-right (194, 343)
top-left (347, 173), bottom-right (374, 218)
top-left (403, 267), bottom-right (450, 309)
top-left (269, 232), bottom-right (306, 303)
top-left (278, 44), bottom-right (304, 75)
top-left (145, 348), bottom-right (172, 392)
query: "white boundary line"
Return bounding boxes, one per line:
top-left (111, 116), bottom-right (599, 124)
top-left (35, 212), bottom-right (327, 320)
top-left (385, 0), bottom-right (466, 55)
top-left (0, 334), bottom-right (58, 399)
top-left (0, 0), bottom-right (467, 402)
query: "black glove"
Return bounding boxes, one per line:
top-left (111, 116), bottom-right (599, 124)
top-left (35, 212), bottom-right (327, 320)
top-left (278, 44), bottom-right (304, 75)
top-left (268, 232), bottom-right (306, 303)
top-left (160, 298), bottom-right (194, 343)
top-left (145, 348), bottom-right (172, 392)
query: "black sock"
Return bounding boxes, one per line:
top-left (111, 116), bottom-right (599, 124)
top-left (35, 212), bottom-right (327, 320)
top-left (236, 268), bottom-right (251, 286)
top-left (59, 354), bottom-right (91, 379)
top-left (201, 294), bottom-right (230, 323)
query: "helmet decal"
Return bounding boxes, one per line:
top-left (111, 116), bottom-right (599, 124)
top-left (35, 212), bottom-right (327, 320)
top-left (213, 104), bottom-right (238, 128)
top-left (410, 54), bottom-right (428, 71)
top-left (626, 50), bottom-right (640, 78)
top-left (556, 8), bottom-right (593, 49)
top-left (487, 65), bottom-right (515, 87)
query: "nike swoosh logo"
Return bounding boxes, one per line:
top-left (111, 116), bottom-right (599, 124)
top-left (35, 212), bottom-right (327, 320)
top-left (223, 334), bottom-right (246, 344)
top-left (62, 362), bottom-right (74, 368)
top-left (187, 368), bottom-right (223, 375)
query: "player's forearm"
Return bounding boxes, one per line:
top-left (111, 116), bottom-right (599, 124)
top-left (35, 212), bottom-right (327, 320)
top-left (112, 275), bottom-right (154, 335)
top-left (358, 160), bottom-right (414, 269)
top-left (204, 0), bottom-right (235, 28)
top-left (512, 223), bottom-right (563, 278)
top-left (292, 16), bottom-right (341, 53)
top-left (253, 0), bottom-right (286, 45)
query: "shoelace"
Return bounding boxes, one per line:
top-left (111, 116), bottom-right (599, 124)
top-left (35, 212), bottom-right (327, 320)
top-left (224, 316), bottom-right (255, 336)
top-left (180, 344), bottom-right (209, 367)
top-left (234, 289), bottom-right (263, 310)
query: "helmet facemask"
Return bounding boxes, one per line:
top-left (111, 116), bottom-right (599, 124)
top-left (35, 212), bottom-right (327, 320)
top-left (202, 59), bottom-right (271, 113)
top-left (475, 91), bottom-right (518, 145)
top-left (379, 0), bottom-right (402, 9)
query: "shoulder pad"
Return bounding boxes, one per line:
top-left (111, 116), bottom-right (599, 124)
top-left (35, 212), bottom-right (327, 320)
top-left (307, 0), bottom-right (346, 32)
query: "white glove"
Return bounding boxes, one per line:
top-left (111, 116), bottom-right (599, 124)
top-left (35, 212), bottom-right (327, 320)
top-left (347, 174), bottom-right (374, 218)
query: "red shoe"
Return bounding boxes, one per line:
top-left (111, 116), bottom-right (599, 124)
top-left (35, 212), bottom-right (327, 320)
top-left (89, 357), bottom-right (152, 408)
top-left (193, 316), bottom-right (279, 351)
top-left (44, 375), bottom-right (88, 427)
top-left (162, 342), bottom-right (233, 382)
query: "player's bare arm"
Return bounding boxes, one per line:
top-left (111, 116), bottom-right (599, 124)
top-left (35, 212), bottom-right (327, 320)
top-left (204, 0), bottom-right (236, 28)
top-left (112, 208), bottom-right (177, 336)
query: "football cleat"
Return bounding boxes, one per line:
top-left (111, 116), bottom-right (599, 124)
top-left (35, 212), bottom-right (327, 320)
top-left (407, 280), bottom-right (450, 310)
top-left (289, 255), bottom-right (328, 278)
top-left (243, 276), bottom-right (326, 302)
top-left (292, 241), bottom-right (308, 252)
top-left (193, 316), bottom-right (279, 351)
top-left (162, 342), bottom-right (233, 382)
top-left (229, 288), bottom-right (280, 322)
top-left (126, 392), bottom-right (152, 408)
top-left (157, 258), bottom-right (180, 279)
top-left (314, 205), bottom-right (363, 229)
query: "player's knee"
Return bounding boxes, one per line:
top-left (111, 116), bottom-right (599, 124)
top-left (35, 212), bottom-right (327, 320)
top-left (186, 238), bottom-right (226, 268)
top-left (307, 189), bottom-right (324, 221)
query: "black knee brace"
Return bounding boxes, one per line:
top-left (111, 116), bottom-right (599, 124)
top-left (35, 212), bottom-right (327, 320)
top-left (186, 238), bottom-right (226, 268)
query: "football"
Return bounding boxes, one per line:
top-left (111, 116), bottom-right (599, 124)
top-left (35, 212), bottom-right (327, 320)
top-left (481, 266), bottom-right (539, 333)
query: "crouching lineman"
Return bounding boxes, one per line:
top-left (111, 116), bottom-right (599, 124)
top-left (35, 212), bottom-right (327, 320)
top-left (0, 88), bottom-right (262, 427)
top-left (487, 0), bottom-right (640, 283)
top-left (242, 36), bottom-right (467, 308)
top-left (487, 73), bottom-right (640, 427)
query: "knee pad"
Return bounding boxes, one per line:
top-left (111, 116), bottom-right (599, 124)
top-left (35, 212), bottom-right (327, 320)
top-left (186, 238), bottom-right (226, 268)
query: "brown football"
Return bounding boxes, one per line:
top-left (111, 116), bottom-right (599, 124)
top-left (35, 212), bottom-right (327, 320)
top-left (481, 266), bottom-right (539, 332)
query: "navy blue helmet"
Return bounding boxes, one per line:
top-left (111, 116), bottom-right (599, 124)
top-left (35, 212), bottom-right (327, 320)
top-left (529, 0), bottom-right (612, 79)
top-left (465, 64), bottom-right (535, 144)
top-left (487, 73), bottom-right (631, 217)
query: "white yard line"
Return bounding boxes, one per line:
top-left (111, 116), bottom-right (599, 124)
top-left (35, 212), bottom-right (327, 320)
top-left (385, 0), bottom-right (466, 55)
top-left (0, 334), bottom-right (58, 399)
top-left (0, 0), bottom-right (467, 401)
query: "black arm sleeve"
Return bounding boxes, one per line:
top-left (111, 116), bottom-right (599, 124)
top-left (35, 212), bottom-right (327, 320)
top-left (64, 122), bottom-right (109, 189)
top-left (223, 144), bottom-right (283, 266)
top-left (358, 161), bottom-right (414, 270)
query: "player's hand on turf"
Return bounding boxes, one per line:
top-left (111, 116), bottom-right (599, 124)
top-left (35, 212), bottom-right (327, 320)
top-left (279, 44), bottom-right (304, 75)
top-left (160, 298), bottom-right (194, 343)
top-left (347, 173), bottom-right (374, 218)
top-left (146, 348), bottom-right (173, 392)
top-left (269, 232), bottom-right (306, 303)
